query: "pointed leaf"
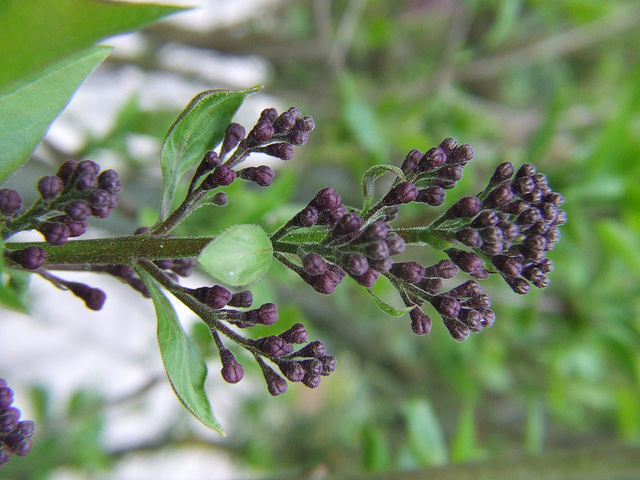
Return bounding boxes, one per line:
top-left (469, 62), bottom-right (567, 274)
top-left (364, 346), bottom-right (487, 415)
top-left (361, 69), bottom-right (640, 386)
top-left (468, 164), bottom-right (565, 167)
top-left (136, 269), bottom-right (224, 434)
top-left (0, 46), bottom-right (110, 183)
top-left (159, 87), bottom-right (261, 220)
top-left (401, 399), bottom-right (448, 467)
top-left (199, 224), bottom-right (272, 287)
top-left (0, 0), bottom-right (186, 92)
top-left (361, 164), bottom-right (406, 213)
top-left (366, 288), bottom-right (413, 317)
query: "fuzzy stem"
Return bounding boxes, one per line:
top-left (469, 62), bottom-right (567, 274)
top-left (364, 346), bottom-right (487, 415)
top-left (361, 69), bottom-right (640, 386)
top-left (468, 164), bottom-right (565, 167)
top-left (152, 188), bottom-right (209, 237)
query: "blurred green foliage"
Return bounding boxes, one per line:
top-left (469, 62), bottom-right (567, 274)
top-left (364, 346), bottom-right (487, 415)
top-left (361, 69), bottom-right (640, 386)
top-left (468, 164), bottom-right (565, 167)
top-left (4, 0), bottom-right (640, 478)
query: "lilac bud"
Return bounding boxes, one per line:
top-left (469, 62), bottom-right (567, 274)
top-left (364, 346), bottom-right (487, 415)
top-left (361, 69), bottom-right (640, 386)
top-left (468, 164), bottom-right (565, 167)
top-left (499, 221), bottom-right (519, 240)
top-left (253, 303), bottom-right (279, 325)
top-left (365, 240), bottom-right (390, 260)
top-left (555, 210), bottom-right (567, 225)
top-left (280, 362), bottom-right (305, 382)
top-left (448, 144), bottom-right (474, 164)
top-left (416, 277), bottom-right (442, 294)
top-left (238, 165), bottom-right (275, 186)
top-left (211, 192), bottom-right (228, 206)
top-left (483, 185), bottom-right (514, 209)
top-left (385, 233), bottom-right (405, 255)
top-left (0, 407), bottom-right (20, 433)
top-left (75, 171), bottom-right (97, 191)
top-left (220, 349), bottom-right (244, 384)
top-left (205, 285), bottom-right (232, 309)
top-left (16, 420), bottom-right (35, 438)
top-left (37, 176), bottom-right (64, 200)
top-left (439, 137), bottom-right (458, 155)
top-left (261, 142), bottom-right (295, 160)
top-left (362, 221), bottom-right (389, 241)
top-left (492, 255), bottom-right (523, 278)
top-left (538, 258), bottom-right (554, 274)
top-left (512, 175), bottom-right (536, 196)
top-left (311, 187), bottom-right (342, 211)
top-left (4, 431), bottom-right (33, 456)
top-left (260, 107), bottom-right (278, 123)
top-left (98, 169), bottom-right (122, 193)
top-left (545, 192), bottom-right (564, 207)
top-left (228, 290), bottom-right (253, 308)
top-left (481, 309), bottom-right (496, 327)
top-left (384, 181), bottom-right (418, 205)
top-left (424, 259), bottom-right (458, 279)
top-left (410, 308), bottom-right (432, 335)
top-left (443, 318), bottom-right (470, 341)
top-left (390, 261), bottom-right (425, 283)
top-left (401, 149), bottom-right (422, 174)
top-left (302, 373), bottom-right (321, 389)
top-left (490, 161), bottom-right (514, 185)
top-left (446, 248), bottom-right (484, 275)
top-left (300, 358), bottom-right (323, 375)
top-left (250, 120), bottom-right (275, 144)
top-left (65, 200), bottom-right (91, 222)
top-left (85, 288), bottom-right (106, 311)
top-left (332, 212), bottom-right (363, 236)
top-left (56, 159), bottom-right (78, 183)
top-left (0, 189), bottom-right (21, 216)
top-left (472, 210), bottom-right (500, 228)
top-left (302, 253), bottom-right (326, 276)
top-left (459, 308), bottom-right (483, 333)
top-left (258, 336), bottom-right (293, 357)
top-left (295, 116), bottom-right (315, 132)
top-left (262, 364), bottom-right (288, 396)
top-left (480, 226), bottom-right (504, 244)
top-left (319, 355), bottom-right (337, 376)
top-left (517, 207), bottom-right (542, 226)
top-left (0, 386), bottom-right (13, 410)
top-left (501, 199), bottom-right (529, 215)
top-left (418, 147), bottom-right (446, 171)
top-left (77, 160), bottom-right (100, 175)
top-left (436, 165), bottom-right (463, 182)
top-left (447, 280), bottom-right (483, 298)
top-left (220, 123), bottom-right (246, 157)
top-left (279, 323), bottom-right (308, 344)
top-left (317, 205), bottom-right (346, 226)
top-left (521, 188), bottom-right (543, 205)
top-left (515, 163), bottom-right (536, 179)
top-left (369, 257), bottom-right (393, 273)
top-left (10, 246), bottom-right (47, 270)
top-left (342, 253), bottom-right (369, 277)
top-left (447, 196), bottom-right (481, 218)
top-left (431, 295), bottom-right (461, 318)
top-left (40, 222), bottom-right (69, 245)
top-left (311, 272), bottom-right (340, 295)
top-left (353, 268), bottom-right (380, 287)
top-left (416, 186), bottom-right (446, 206)
top-left (89, 189), bottom-right (110, 208)
top-left (293, 340), bottom-right (326, 359)
top-left (463, 294), bottom-right (492, 310)
top-left (213, 165), bottom-right (237, 187)
top-left (273, 111), bottom-right (296, 133)
top-left (456, 228), bottom-right (483, 248)
top-left (296, 205), bottom-right (318, 227)
top-left (507, 277), bottom-right (531, 295)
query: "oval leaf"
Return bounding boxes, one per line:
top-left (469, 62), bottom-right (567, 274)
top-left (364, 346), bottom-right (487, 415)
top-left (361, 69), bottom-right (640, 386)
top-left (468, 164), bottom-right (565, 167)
top-left (159, 87), bottom-right (261, 220)
top-left (361, 164), bottom-right (406, 213)
top-left (0, 46), bottom-right (110, 183)
top-left (199, 224), bottom-right (273, 287)
top-left (366, 288), bottom-right (414, 316)
top-left (136, 269), bottom-right (224, 435)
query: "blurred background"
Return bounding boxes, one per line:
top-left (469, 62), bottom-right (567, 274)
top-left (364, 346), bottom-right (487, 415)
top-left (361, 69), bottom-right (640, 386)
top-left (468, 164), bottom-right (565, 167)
top-left (2, 0), bottom-right (640, 478)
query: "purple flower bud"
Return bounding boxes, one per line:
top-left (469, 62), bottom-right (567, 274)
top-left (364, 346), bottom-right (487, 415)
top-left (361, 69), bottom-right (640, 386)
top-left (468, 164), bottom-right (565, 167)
top-left (361, 221), bottom-right (389, 241)
top-left (390, 261), bottom-right (425, 283)
top-left (40, 222), bottom-right (69, 245)
top-left (507, 277), bottom-right (531, 295)
top-left (443, 318), bottom-right (470, 341)
top-left (522, 266), bottom-right (547, 288)
top-left (91, 206), bottom-right (110, 219)
top-left (260, 108), bottom-right (278, 123)
top-left (56, 159), bottom-right (78, 183)
top-left (89, 189), bottom-right (110, 208)
top-left (77, 160), bottom-right (100, 175)
top-left (512, 175), bottom-right (536, 196)
top-left (555, 210), bottom-right (567, 225)
top-left (439, 137), bottom-right (458, 155)
top-left (515, 163), bottom-right (536, 179)
top-left (401, 149), bottom-right (423, 174)
top-left (98, 169), bottom-right (122, 193)
top-left (445, 248), bottom-right (484, 275)
top-left (257, 302), bottom-right (279, 325)
top-left (521, 188), bottom-right (543, 205)
top-left (85, 288), bottom-right (106, 311)
top-left (416, 186), bottom-right (446, 206)
top-left (418, 276), bottom-right (442, 294)
top-left (0, 407), bottom-right (20, 433)
top-left (300, 358), bottom-right (323, 375)
top-left (410, 308), bottom-right (432, 335)
top-left (369, 257), bottom-right (393, 272)
top-left (262, 364), bottom-right (288, 396)
top-left (459, 308), bottom-right (483, 333)
top-left (75, 171), bottom-right (97, 191)
top-left (448, 144), bottom-right (474, 164)
top-left (220, 123), bottom-right (246, 158)
top-left (0, 189), bottom-right (21, 216)
top-left (418, 147), bottom-right (446, 171)
top-left (280, 323), bottom-right (308, 344)
top-left (312, 271), bottom-right (341, 294)
top-left (211, 192), bottom-right (228, 206)
top-left (37, 176), bottom-right (64, 200)
top-left (317, 204), bottom-right (346, 226)
top-left (431, 295), bottom-right (461, 318)
top-left (353, 268), bottom-right (380, 287)
top-left (424, 259), bottom-right (458, 279)
top-left (273, 111), bottom-right (296, 133)
top-left (65, 200), bottom-right (91, 222)
top-left (456, 228), bottom-right (483, 248)
top-left (295, 116), bottom-right (315, 132)
top-left (205, 285), bottom-right (232, 309)
top-left (447, 196), bottom-right (481, 218)
top-left (293, 340), bottom-right (326, 359)
top-left (447, 280), bottom-right (483, 298)
top-left (463, 294), bottom-right (492, 310)
top-left (287, 129), bottom-right (308, 146)
top-left (342, 253), bottom-right (369, 277)
top-left (311, 187), bottom-right (342, 211)
top-left (545, 192), bottom-right (564, 207)
top-left (238, 165), bottom-right (275, 186)
top-left (365, 239), bottom-right (390, 260)
top-left (319, 355), bottom-right (337, 376)
top-left (332, 212), bottom-right (363, 236)
top-left (385, 233), bottom-right (405, 256)
top-left (501, 199), bottom-right (529, 215)
top-left (249, 120), bottom-right (275, 144)
top-left (220, 349), bottom-right (244, 384)
top-left (16, 420), bottom-right (34, 438)
top-left (296, 205), bottom-right (319, 227)
top-left (490, 161), bottom-right (514, 185)
top-left (280, 361), bottom-right (305, 382)
top-left (213, 165), bottom-right (237, 187)
top-left (228, 290), bottom-right (253, 308)
top-left (483, 185), bottom-right (514, 209)
top-left (480, 226), bottom-right (504, 244)
top-left (302, 253), bottom-right (326, 276)
top-left (471, 210), bottom-right (500, 228)
top-left (492, 255), bottom-right (523, 278)
top-left (302, 373), bottom-right (321, 388)
top-left (499, 221), bottom-right (520, 240)
top-left (537, 258), bottom-right (554, 274)
top-left (258, 336), bottom-right (293, 357)
top-left (4, 431), bottom-right (33, 456)
top-left (517, 207), bottom-right (542, 226)
top-left (10, 246), bottom-right (47, 270)
top-left (481, 309), bottom-right (496, 327)
top-left (384, 181), bottom-right (418, 205)
top-left (0, 386), bottom-right (13, 410)
top-left (261, 142), bottom-right (295, 160)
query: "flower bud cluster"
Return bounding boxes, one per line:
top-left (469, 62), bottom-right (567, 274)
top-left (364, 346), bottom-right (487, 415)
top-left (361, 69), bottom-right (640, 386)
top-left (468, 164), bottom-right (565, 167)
top-left (0, 378), bottom-right (35, 466)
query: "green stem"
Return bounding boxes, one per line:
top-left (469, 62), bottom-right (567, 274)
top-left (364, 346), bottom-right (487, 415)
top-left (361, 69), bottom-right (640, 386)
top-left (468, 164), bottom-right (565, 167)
top-left (152, 188), bottom-right (208, 236)
top-left (3, 236), bottom-right (213, 266)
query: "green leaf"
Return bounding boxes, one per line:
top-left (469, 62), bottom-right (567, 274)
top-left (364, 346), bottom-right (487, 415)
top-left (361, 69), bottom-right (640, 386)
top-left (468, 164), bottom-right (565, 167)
top-left (361, 164), bottom-right (406, 213)
top-left (0, 0), bottom-right (185, 93)
top-left (366, 288), bottom-right (414, 316)
top-left (401, 399), bottom-right (448, 467)
top-left (199, 224), bottom-right (273, 287)
top-left (0, 46), bottom-right (110, 183)
top-left (136, 269), bottom-right (224, 434)
top-left (158, 87), bottom-right (261, 220)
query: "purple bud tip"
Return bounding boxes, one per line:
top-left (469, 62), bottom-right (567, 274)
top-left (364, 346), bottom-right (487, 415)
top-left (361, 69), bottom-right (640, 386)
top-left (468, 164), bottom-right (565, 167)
top-left (259, 336), bottom-right (293, 357)
top-left (296, 205), bottom-right (318, 228)
top-left (273, 112), bottom-right (296, 133)
top-left (419, 147), bottom-right (447, 171)
top-left (410, 308), bottom-right (432, 335)
top-left (353, 268), bottom-right (380, 287)
top-left (311, 187), bottom-right (342, 211)
top-left (280, 323), bottom-right (308, 344)
top-left (56, 159), bottom-right (78, 183)
top-left (280, 362), bottom-right (305, 382)
top-left (258, 303), bottom-right (279, 325)
top-left (385, 181), bottom-right (418, 205)
top-left (332, 212), bottom-right (363, 236)
top-left (260, 108), bottom-right (278, 123)
top-left (303, 253), bottom-right (327, 276)
top-left (0, 189), bottom-right (22, 216)
top-left (365, 240), bottom-right (390, 261)
top-left (251, 120), bottom-right (275, 144)
top-left (10, 246), bottom-right (47, 270)
top-left (319, 355), bottom-right (337, 376)
top-left (40, 222), bottom-right (70, 246)
top-left (213, 165), bottom-right (237, 187)
top-left (444, 318), bottom-right (470, 341)
top-left (98, 169), bottom-right (123, 193)
top-left (447, 196), bottom-right (481, 219)
top-left (431, 295), bottom-right (461, 318)
top-left (342, 253), bottom-right (369, 277)
top-left (265, 371), bottom-right (288, 396)
top-left (65, 200), bottom-right (92, 222)
top-left (262, 143), bottom-right (295, 161)
top-left (37, 176), bottom-right (64, 200)
top-left (385, 233), bottom-right (405, 256)
top-left (85, 288), bottom-right (106, 311)
top-left (416, 186), bottom-right (446, 206)
top-left (401, 149), bottom-right (422, 174)
top-left (294, 340), bottom-right (326, 359)
top-left (302, 373), bottom-right (321, 389)
top-left (206, 285), bottom-right (232, 309)
top-left (228, 290), bottom-right (253, 308)
top-left (439, 137), bottom-right (458, 154)
top-left (220, 349), bottom-right (244, 384)
top-left (390, 261), bottom-right (425, 283)
top-left (295, 116), bottom-right (315, 132)
top-left (211, 192), bottom-right (228, 206)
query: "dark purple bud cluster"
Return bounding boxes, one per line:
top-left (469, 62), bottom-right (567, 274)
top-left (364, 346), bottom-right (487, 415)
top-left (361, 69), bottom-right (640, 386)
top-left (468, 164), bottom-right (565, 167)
top-left (0, 189), bottom-right (22, 217)
top-left (0, 378), bottom-right (35, 466)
